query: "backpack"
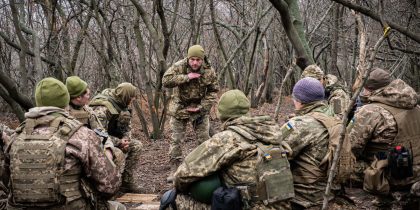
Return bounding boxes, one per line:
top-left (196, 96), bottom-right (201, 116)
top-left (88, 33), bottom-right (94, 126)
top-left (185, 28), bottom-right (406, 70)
top-left (9, 115), bottom-right (82, 207)
top-left (307, 112), bottom-right (356, 184)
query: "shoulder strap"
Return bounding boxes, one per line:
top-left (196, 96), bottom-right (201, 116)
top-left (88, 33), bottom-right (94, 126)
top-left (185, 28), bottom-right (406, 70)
top-left (90, 95), bottom-right (120, 115)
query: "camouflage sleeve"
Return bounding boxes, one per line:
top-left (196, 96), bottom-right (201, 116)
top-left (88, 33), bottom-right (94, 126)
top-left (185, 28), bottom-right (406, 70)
top-left (199, 68), bottom-right (219, 113)
top-left (174, 131), bottom-right (254, 192)
top-left (162, 65), bottom-right (189, 88)
top-left (279, 117), bottom-right (327, 159)
top-left (91, 106), bottom-right (122, 146)
top-left (347, 106), bottom-right (383, 158)
top-left (67, 127), bottom-right (121, 196)
top-left (84, 105), bottom-right (105, 131)
top-left (329, 89), bottom-right (350, 115)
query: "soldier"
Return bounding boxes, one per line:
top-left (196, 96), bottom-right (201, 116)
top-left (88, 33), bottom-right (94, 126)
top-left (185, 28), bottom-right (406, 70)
top-left (278, 77), bottom-right (338, 209)
top-left (90, 82), bottom-right (142, 193)
top-left (167, 89), bottom-right (293, 210)
top-left (4, 77), bottom-right (121, 209)
top-left (0, 123), bottom-right (13, 210)
top-left (65, 76), bottom-right (125, 170)
top-left (301, 65), bottom-right (351, 118)
top-left (348, 68), bottom-right (420, 208)
top-left (162, 45), bottom-right (219, 176)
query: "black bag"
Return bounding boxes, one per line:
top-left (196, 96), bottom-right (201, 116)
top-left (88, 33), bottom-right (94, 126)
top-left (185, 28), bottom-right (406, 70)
top-left (211, 186), bottom-right (242, 210)
top-left (388, 145), bottom-right (413, 180)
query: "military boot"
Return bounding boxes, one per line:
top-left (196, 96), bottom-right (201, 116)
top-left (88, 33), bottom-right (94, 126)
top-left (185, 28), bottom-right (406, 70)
top-left (167, 158), bottom-right (182, 183)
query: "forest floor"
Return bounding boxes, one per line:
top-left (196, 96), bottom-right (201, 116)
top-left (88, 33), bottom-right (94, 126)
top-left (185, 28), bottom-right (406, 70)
top-left (0, 95), bottom-right (412, 209)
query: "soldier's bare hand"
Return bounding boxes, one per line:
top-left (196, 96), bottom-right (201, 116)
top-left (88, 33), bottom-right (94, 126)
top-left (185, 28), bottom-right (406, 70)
top-left (186, 107), bottom-right (200, 112)
top-left (187, 72), bottom-right (201, 80)
top-left (119, 138), bottom-right (130, 152)
top-left (105, 148), bottom-right (114, 161)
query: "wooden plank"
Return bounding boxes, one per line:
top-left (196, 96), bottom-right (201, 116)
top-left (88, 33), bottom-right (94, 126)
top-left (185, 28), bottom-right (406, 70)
top-left (116, 193), bottom-right (159, 203)
top-left (130, 202), bottom-right (160, 210)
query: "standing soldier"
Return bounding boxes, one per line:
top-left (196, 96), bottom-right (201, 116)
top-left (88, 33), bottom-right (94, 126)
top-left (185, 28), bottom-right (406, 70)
top-left (90, 82), bottom-right (142, 193)
top-left (162, 45), bottom-right (219, 176)
top-left (65, 76), bottom-right (125, 170)
top-left (301, 65), bottom-right (351, 118)
top-left (348, 68), bottom-right (420, 208)
top-left (4, 77), bottom-right (121, 209)
top-left (279, 77), bottom-right (339, 209)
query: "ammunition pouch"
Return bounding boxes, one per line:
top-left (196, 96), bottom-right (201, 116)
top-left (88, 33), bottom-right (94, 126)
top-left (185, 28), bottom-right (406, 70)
top-left (388, 145), bottom-right (413, 180)
top-left (160, 189), bottom-right (177, 210)
top-left (363, 154), bottom-right (390, 195)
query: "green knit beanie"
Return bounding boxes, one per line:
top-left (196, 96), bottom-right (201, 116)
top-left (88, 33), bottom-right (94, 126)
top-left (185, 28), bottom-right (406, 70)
top-left (187, 45), bottom-right (205, 59)
top-left (35, 77), bottom-right (70, 108)
top-left (217, 89), bottom-right (250, 121)
top-left (66, 76), bottom-right (88, 98)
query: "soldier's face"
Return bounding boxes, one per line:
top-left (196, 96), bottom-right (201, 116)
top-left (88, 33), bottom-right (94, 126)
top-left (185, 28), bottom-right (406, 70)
top-left (72, 89), bottom-right (91, 106)
top-left (188, 57), bottom-right (203, 71)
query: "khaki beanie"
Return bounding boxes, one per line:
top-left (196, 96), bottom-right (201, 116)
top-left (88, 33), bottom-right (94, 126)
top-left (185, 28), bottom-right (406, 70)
top-left (35, 77), bottom-right (70, 108)
top-left (187, 45), bottom-right (205, 59)
top-left (66, 76), bottom-right (88, 98)
top-left (217, 89), bottom-right (250, 121)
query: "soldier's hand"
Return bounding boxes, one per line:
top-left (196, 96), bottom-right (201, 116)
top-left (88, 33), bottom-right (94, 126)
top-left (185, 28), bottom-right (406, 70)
top-left (105, 148), bottom-right (114, 161)
top-left (186, 107), bottom-right (200, 112)
top-left (119, 138), bottom-right (130, 152)
top-left (187, 72), bottom-right (201, 80)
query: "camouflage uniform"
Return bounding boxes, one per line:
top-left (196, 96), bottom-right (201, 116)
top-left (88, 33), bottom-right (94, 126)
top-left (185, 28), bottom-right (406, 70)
top-left (174, 116), bottom-right (291, 210)
top-left (0, 123), bottom-right (13, 210)
top-left (4, 107), bottom-right (121, 209)
top-left (66, 104), bottom-right (126, 176)
top-left (300, 64), bottom-right (324, 81)
top-left (162, 58), bottom-right (219, 161)
top-left (325, 74), bottom-right (351, 117)
top-left (279, 101), bottom-right (337, 208)
top-left (348, 79), bottom-right (420, 186)
top-left (90, 87), bottom-right (142, 192)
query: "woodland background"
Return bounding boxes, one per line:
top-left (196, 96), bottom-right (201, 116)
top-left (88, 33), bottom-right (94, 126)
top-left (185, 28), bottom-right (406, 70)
top-left (0, 0), bottom-right (419, 139)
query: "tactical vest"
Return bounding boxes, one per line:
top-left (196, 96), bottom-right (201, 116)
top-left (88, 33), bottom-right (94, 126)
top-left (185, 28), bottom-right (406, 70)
top-left (303, 112), bottom-right (355, 184)
top-left (254, 142), bottom-right (295, 203)
top-left (90, 94), bottom-right (128, 138)
top-left (372, 103), bottom-right (420, 187)
top-left (9, 115), bottom-right (83, 207)
top-left (68, 105), bottom-right (89, 126)
top-left (235, 142), bottom-right (294, 205)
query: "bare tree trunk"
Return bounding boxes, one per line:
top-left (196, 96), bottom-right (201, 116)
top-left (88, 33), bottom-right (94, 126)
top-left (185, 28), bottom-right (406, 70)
top-left (329, 4), bottom-right (340, 75)
top-left (245, 28), bottom-right (260, 95)
top-left (351, 7), bottom-right (368, 92)
top-left (0, 85), bottom-right (25, 121)
top-left (274, 64), bottom-right (295, 121)
top-left (209, 0), bottom-right (235, 89)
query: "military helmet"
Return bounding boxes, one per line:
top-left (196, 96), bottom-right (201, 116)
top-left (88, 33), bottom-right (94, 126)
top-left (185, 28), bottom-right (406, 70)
top-left (300, 64), bottom-right (325, 81)
top-left (189, 174), bottom-right (221, 204)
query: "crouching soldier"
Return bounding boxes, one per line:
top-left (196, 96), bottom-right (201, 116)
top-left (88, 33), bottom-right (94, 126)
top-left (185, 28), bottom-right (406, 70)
top-left (90, 82), bottom-right (143, 193)
top-left (161, 90), bottom-right (294, 210)
top-left (4, 78), bottom-right (122, 209)
top-left (348, 68), bottom-right (420, 208)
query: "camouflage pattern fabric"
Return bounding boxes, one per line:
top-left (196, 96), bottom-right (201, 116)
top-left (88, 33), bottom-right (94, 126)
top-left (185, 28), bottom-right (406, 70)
top-left (279, 101), bottom-right (337, 208)
top-left (0, 123), bottom-right (13, 210)
top-left (325, 74), bottom-right (351, 117)
top-left (4, 107), bottom-right (121, 209)
top-left (163, 58), bottom-right (219, 120)
top-left (348, 79), bottom-right (419, 184)
top-left (91, 100), bottom-right (142, 192)
top-left (173, 116), bottom-right (291, 210)
top-left (300, 64), bottom-right (324, 81)
top-left (169, 116), bottom-right (210, 160)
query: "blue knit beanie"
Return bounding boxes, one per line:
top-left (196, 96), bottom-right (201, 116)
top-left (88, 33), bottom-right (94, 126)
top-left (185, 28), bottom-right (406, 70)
top-left (292, 77), bottom-right (325, 104)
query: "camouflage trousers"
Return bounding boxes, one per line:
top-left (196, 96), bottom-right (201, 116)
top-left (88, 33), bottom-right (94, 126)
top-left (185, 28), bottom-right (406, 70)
top-left (122, 139), bottom-right (143, 192)
top-left (169, 116), bottom-right (210, 161)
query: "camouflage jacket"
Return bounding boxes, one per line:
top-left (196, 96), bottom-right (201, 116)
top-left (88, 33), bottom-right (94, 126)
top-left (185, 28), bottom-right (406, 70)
top-left (174, 116), bottom-right (291, 209)
top-left (279, 101), bottom-right (335, 208)
top-left (90, 90), bottom-right (133, 147)
top-left (348, 79), bottom-right (418, 162)
top-left (66, 103), bottom-right (103, 130)
top-left (162, 58), bottom-right (219, 120)
top-left (325, 84), bottom-right (350, 117)
top-left (4, 107), bottom-right (121, 208)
